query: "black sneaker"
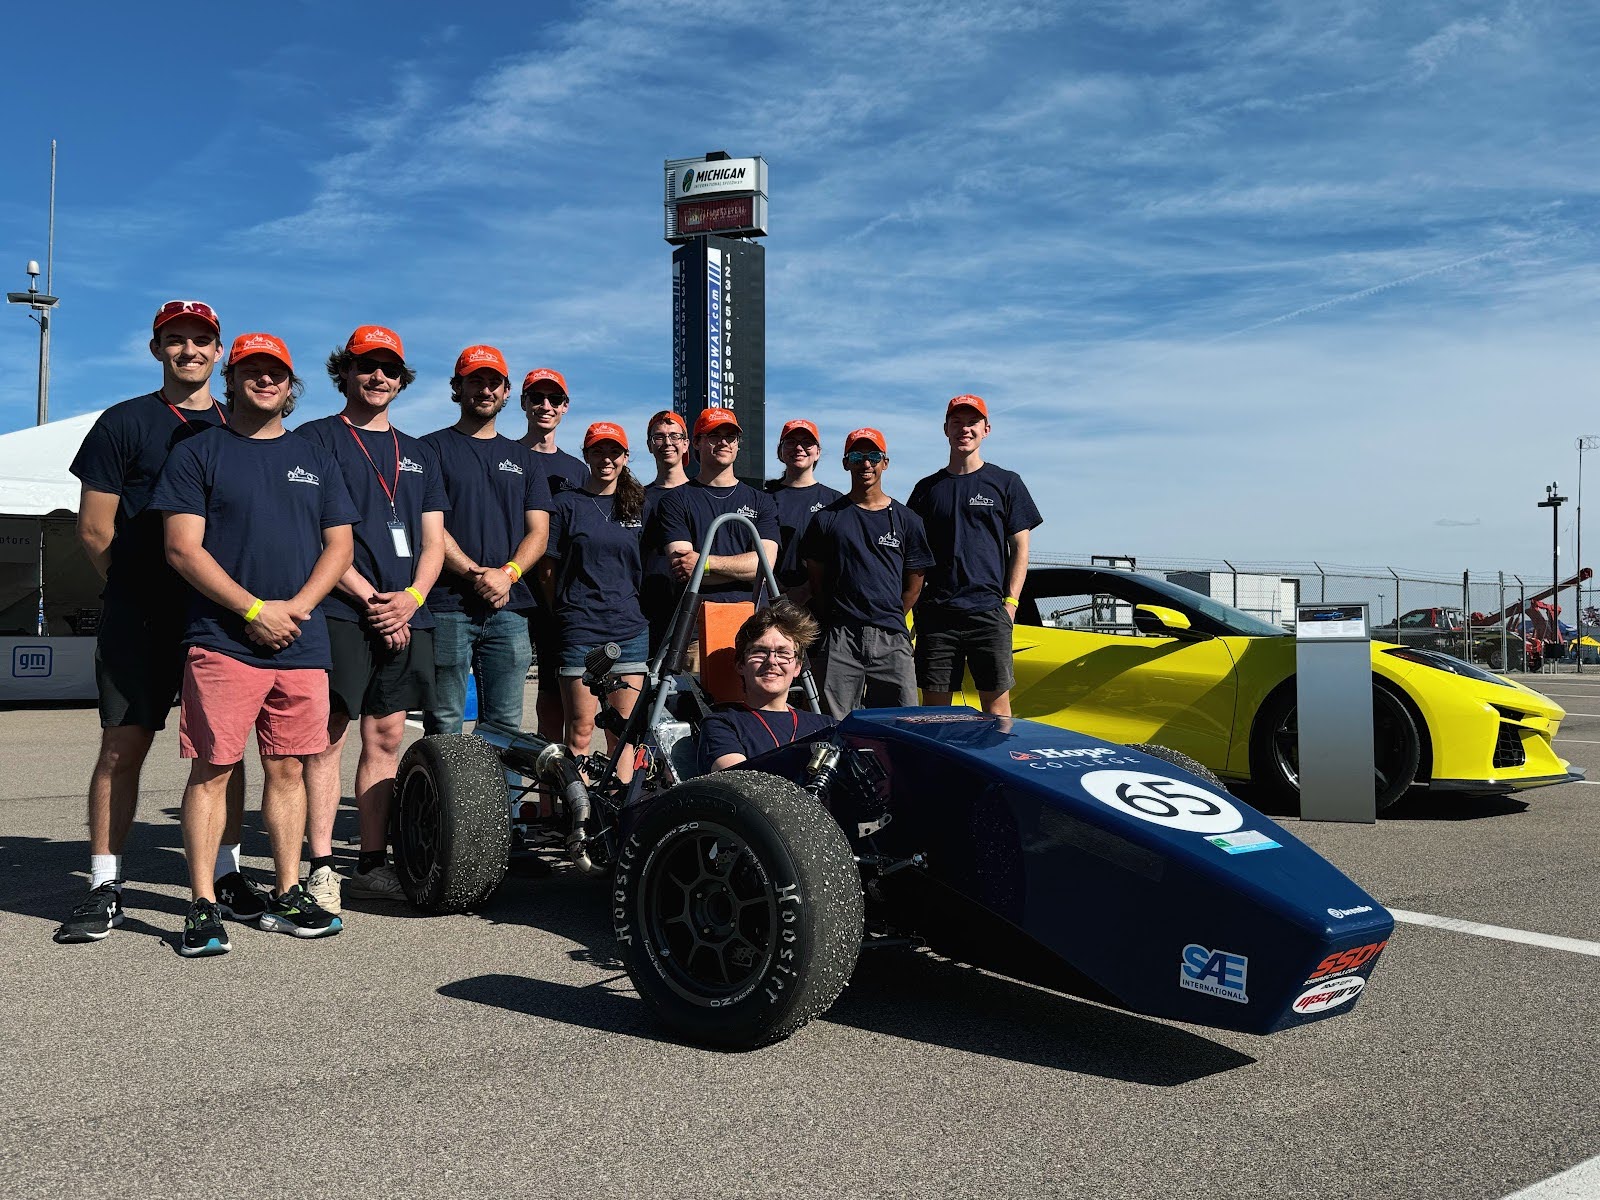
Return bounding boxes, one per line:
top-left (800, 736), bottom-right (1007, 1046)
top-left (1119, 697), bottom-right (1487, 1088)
top-left (214, 871), bottom-right (270, 922)
top-left (259, 883), bottom-right (343, 939)
top-left (179, 899), bottom-right (232, 958)
top-left (54, 881), bottom-right (124, 943)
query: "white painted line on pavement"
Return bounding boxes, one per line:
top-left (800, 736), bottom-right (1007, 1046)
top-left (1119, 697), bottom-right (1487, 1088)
top-left (1501, 1152), bottom-right (1600, 1199)
top-left (1547, 711), bottom-right (1600, 717)
top-left (1390, 909), bottom-right (1600, 958)
top-left (1553, 737), bottom-right (1600, 744)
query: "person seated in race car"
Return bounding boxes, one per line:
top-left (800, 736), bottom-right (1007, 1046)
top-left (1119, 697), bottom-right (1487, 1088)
top-left (698, 601), bottom-right (835, 773)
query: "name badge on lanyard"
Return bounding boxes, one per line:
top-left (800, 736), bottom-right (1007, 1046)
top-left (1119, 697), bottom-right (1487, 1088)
top-left (388, 518), bottom-right (412, 559)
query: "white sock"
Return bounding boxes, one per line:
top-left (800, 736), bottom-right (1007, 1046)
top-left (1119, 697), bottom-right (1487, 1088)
top-left (215, 843), bottom-right (241, 882)
top-left (90, 854), bottom-right (119, 890)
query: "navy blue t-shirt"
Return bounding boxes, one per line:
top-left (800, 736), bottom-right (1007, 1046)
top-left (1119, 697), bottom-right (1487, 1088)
top-left (423, 426), bottom-right (550, 616)
top-left (908, 464), bottom-right (1042, 613)
top-left (297, 416), bottom-right (449, 630)
top-left (766, 480), bottom-right (842, 587)
top-left (800, 498), bottom-right (934, 634)
top-left (149, 426), bottom-right (358, 669)
top-left (69, 392), bottom-right (229, 611)
top-left (544, 488), bottom-right (646, 646)
top-left (531, 446), bottom-right (587, 495)
top-left (698, 705), bottom-right (835, 773)
top-left (655, 479), bottom-right (780, 603)
top-left (640, 482), bottom-right (686, 627)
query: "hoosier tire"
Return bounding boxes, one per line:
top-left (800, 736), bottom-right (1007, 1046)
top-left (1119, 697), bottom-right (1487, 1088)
top-left (613, 770), bottom-right (863, 1049)
top-left (393, 734), bottom-right (511, 914)
top-left (1126, 742), bottom-right (1232, 793)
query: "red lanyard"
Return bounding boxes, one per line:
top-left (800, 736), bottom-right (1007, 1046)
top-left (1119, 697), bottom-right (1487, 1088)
top-left (166, 398), bottom-right (227, 427)
top-left (746, 706), bottom-right (799, 751)
top-left (340, 415), bottom-right (401, 507)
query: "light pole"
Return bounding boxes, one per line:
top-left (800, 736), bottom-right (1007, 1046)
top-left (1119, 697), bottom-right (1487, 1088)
top-left (1578, 437), bottom-right (1600, 672)
top-left (6, 261), bottom-right (58, 426)
top-left (1539, 483), bottom-right (1567, 666)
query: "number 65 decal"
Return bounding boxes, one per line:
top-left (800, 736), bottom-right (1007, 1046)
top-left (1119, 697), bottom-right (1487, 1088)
top-left (1081, 770), bottom-right (1244, 834)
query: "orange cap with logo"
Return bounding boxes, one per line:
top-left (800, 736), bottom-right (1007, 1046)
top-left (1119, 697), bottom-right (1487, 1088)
top-left (522, 367), bottom-right (568, 395)
top-left (693, 406), bottom-right (742, 438)
top-left (648, 409), bottom-right (687, 436)
top-left (228, 332), bottom-right (293, 371)
top-left (845, 427), bottom-right (887, 453)
top-left (946, 394), bottom-right (989, 419)
top-left (455, 345), bottom-right (509, 379)
top-left (583, 422), bottom-right (629, 450)
top-left (346, 325), bottom-right (405, 359)
top-left (779, 418), bottom-right (821, 444)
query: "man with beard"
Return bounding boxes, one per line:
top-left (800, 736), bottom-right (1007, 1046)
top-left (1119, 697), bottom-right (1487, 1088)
top-left (298, 326), bottom-right (447, 911)
top-left (422, 346), bottom-right (550, 736)
top-left (57, 300), bottom-right (259, 943)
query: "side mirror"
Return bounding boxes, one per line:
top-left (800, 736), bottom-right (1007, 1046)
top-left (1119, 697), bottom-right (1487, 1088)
top-left (1133, 604), bottom-right (1198, 638)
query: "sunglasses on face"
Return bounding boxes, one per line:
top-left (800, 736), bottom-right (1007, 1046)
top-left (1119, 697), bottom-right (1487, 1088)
top-left (525, 392), bottom-right (569, 408)
top-left (846, 450), bottom-right (886, 465)
top-left (155, 299), bottom-right (219, 326)
top-left (353, 355), bottom-right (405, 378)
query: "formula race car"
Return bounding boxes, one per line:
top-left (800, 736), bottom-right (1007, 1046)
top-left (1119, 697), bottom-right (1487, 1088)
top-left (393, 517), bottom-right (1393, 1048)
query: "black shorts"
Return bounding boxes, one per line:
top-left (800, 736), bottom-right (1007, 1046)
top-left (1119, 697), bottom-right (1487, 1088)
top-left (95, 600), bottom-right (186, 730)
top-left (527, 605), bottom-right (561, 696)
top-left (327, 619), bottom-right (435, 719)
top-left (913, 604), bottom-right (1016, 694)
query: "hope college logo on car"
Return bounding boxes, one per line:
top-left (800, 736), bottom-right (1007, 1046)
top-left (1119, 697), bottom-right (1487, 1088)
top-left (1007, 745), bottom-right (1134, 770)
top-left (286, 466), bottom-right (320, 485)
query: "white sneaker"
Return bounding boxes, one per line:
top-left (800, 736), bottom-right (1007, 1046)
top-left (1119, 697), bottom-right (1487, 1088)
top-left (346, 862), bottom-right (406, 902)
top-left (304, 864), bottom-right (343, 915)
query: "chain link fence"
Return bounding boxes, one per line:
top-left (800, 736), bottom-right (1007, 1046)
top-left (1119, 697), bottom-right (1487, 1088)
top-left (1032, 552), bottom-right (1596, 671)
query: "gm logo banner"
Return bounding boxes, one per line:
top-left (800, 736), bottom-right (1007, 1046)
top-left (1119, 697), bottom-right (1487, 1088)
top-left (13, 645), bottom-right (53, 678)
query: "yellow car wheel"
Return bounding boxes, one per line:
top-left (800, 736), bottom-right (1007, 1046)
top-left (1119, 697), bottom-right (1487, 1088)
top-left (1249, 682), bottom-right (1423, 813)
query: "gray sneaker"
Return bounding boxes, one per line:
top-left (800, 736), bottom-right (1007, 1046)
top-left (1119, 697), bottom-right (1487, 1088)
top-left (304, 864), bottom-right (342, 915)
top-left (346, 862), bottom-right (406, 902)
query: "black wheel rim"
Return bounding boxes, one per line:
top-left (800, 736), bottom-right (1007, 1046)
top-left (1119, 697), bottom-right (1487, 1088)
top-left (1271, 696), bottom-right (1407, 797)
top-left (639, 821), bottom-right (779, 1006)
top-left (398, 764), bottom-right (441, 886)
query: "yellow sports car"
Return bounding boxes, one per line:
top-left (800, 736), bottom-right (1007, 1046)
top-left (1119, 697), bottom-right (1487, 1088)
top-left (959, 566), bottom-right (1578, 810)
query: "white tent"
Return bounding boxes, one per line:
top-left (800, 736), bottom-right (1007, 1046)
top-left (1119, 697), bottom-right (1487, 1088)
top-left (0, 411), bottom-right (104, 701)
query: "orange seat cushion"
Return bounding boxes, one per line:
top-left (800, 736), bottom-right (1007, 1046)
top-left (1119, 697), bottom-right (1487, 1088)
top-left (698, 600), bottom-right (755, 704)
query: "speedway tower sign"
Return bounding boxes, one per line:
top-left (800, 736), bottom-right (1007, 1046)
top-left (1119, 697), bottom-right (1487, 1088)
top-left (666, 152), bottom-right (768, 486)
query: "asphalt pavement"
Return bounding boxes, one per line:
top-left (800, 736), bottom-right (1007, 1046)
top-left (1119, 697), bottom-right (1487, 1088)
top-left (1, 674), bottom-right (1596, 1199)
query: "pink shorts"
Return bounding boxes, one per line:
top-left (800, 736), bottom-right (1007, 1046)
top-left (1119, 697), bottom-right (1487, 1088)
top-left (178, 647), bottom-right (331, 763)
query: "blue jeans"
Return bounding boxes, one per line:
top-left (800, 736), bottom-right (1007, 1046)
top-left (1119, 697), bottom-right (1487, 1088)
top-left (425, 607), bottom-right (532, 736)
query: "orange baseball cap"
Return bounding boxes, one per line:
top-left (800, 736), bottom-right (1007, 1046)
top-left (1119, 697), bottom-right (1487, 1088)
top-left (522, 367), bottom-right (568, 395)
top-left (152, 299), bottom-right (221, 335)
top-left (779, 419), bottom-right (821, 444)
top-left (648, 409), bottom-right (687, 435)
top-left (455, 345), bottom-right (509, 379)
top-left (845, 427), bottom-right (887, 453)
top-left (583, 421), bottom-right (629, 450)
top-left (228, 332), bottom-right (293, 371)
top-left (346, 325), bottom-right (405, 358)
top-left (693, 406), bottom-right (742, 438)
top-left (946, 394), bottom-right (989, 419)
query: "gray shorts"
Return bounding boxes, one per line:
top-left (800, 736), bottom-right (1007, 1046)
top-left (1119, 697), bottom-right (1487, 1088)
top-left (913, 604), bottom-right (1015, 694)
top-left (816, 622), bottom-right (918, 720)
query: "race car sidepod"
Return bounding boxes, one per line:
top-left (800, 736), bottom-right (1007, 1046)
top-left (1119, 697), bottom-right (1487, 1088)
top-left (835, 708), bottom-right (1394, 1036)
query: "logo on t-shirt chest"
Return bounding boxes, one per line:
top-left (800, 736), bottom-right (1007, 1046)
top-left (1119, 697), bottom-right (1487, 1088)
top-left (286, 466), bottom-right (320, 486)
top-left (876, 531), bottom-right (902, 550)
top-left (398, 456), bottom-right (424, 474)
top-left (967, 492), bottom-right (996, 507)
top-left (736, 505), bottom-right (759, 520)
top-left (497, 460), bottom-right (523, 475)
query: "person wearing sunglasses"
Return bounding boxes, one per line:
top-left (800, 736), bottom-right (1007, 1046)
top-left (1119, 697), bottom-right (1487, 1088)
top-left (421, 346), bottom-right (551, 739)
top-left (765, 418), bottom-right (841, 614)
top-left (656, 407), bottom-right (779, 611)
top-left (295, 327), bottom-right (446, 913)
top-left (697, 601), bottom-right (835, 773)
top-left (518, 367), bottom-right (586, 741)
top-left (802, 428), bottom-right (934, 719)
top-left (150, 333), bottom-right (358, 954)
top-left (908, 395), bottom-right (1043, 717)
top-left (58, 299), bottom-right (263, 943)
top-left (537, 422), bottom-right (649, 769)
top-left (639, 409), bottom-right (691, 655)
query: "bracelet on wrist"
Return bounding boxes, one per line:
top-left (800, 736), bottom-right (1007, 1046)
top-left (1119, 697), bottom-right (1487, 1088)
top-left (244, 598), bottom-right (264, 622)
top-left (502, 561), bottom-right (523, 582)
top-left (405, 586), bottom-right (426, 608)
top-left (1003, 596), bottom-right (1019, 608)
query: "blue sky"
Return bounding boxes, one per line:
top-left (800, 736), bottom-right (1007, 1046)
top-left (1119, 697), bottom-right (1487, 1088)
top-left (2, 0), bottom-right (1598, 577)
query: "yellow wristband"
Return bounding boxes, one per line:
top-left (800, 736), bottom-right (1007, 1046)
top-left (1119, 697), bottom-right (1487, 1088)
top-left (244, 599), bottom-right (264, 622)
top-left (503, 561), bottom-right (523, 582)
top-left (1003, 596), bottom-right (1019, 608)
top-left (405, 586), bottom-right (425, 608)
